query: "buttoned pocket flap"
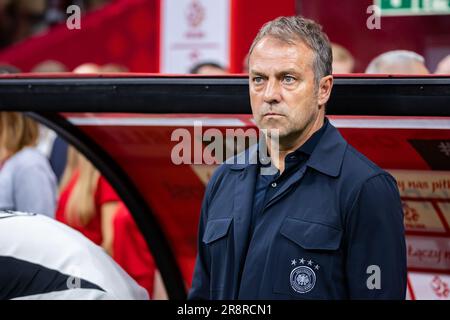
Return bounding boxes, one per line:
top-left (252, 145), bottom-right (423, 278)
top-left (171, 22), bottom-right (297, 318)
top-left (202, 218), bottom-right (233, 244)
top-left (280, 217), bottom-right (342, 251)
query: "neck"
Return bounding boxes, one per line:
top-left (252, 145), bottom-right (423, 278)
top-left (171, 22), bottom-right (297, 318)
top-left (266, 116), bottom-right (324, 173)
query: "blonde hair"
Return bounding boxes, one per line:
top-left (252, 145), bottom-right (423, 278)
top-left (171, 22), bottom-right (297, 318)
top-left (59, 145), bottom-right (80, 193)
top-left (62, 147), bottom-right (100, 226)
top-left (0, 112), bottom-right (39, 160)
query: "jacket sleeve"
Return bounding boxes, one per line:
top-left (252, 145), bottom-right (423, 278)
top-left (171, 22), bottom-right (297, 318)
top-left (344, 173), bottom-right (407, 299)
top-left (188, 167), bottom-right (223, 300)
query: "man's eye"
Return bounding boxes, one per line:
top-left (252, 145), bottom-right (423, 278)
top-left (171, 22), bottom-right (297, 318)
top-left (283, 75), bottom-right (296, 84)
top-left (253, 77), bottom-right (264, 84)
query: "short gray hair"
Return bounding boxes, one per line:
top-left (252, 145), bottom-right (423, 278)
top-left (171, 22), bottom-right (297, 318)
top-left (248, 16), bottom-right (332, 86)
top-left (365, 50), bottom-right (425, 73)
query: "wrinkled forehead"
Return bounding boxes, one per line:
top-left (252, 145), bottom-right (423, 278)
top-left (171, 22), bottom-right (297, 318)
top-left (249, 36), bottom-right (314, 74)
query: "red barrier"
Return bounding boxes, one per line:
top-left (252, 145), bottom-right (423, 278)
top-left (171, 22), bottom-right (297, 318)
top-left (0, 0), bottom-right (160, 72)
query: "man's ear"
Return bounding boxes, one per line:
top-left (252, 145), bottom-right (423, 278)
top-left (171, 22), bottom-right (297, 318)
top-left (317, 75), bottom-right (333, 106)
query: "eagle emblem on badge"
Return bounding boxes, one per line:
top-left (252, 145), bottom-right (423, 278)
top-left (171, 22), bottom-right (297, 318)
top-left (289, 258), bottom-right (319, 294)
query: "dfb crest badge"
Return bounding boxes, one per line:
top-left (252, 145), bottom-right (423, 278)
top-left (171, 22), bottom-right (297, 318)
top-left (289, 258), bottom-right (319, 294)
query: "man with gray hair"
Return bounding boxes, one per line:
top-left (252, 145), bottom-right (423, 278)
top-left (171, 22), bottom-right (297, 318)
top-left (366, 50), bottom-right (429, 74)
top-left (189, 16), bottom-right (406, 300)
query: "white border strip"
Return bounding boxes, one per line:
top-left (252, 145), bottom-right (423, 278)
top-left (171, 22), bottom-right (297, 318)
top-left (67, 117), bottom-right (247, 127)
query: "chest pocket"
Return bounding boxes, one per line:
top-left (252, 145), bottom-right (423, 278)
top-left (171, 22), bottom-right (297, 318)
top-left (202, 217), bottom-right (233, 291)
top-left (202, 217), bottom-right (233, 244)
top-left (280, 217), bottom-right (342, 250)
top-left (273, 217), bottom-right (343, 299)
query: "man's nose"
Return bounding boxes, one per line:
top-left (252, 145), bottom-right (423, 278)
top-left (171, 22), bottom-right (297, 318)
top-left (263, 79), bottom-right (281, 104)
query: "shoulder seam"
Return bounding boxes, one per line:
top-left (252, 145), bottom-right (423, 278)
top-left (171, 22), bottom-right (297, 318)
top-left (346, 145), bottom-right (381, 173)
top-left (345, 172), bottom-right (395, 227)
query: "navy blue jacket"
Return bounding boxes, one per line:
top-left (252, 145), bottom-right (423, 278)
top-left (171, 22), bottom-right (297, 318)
top-left (189, 121), bottom-right (406, 300)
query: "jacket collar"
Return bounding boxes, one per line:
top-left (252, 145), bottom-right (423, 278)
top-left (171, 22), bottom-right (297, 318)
top-left (305, 121), bottom-right (347, 177)
top-left (229, 143), bottom-right (259, 171)
top-left (229, 118), bottom-right (347, 178)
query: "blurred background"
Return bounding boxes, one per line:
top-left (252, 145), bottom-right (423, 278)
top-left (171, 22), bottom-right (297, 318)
top-left (1, 0), bottom-right (449, 300)
top-left (0, 0), bottom-right (449, 74)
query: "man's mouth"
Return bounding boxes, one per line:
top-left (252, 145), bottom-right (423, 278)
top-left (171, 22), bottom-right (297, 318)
top-left (263, 113), bottom-right (284, 118)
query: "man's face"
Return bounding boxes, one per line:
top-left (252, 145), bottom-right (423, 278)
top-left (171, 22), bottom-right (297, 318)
top-left (248, 36), bottom-right (324, 144)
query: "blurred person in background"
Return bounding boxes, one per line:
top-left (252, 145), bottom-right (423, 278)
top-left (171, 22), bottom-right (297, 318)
top-left (331, 43), bottom-right (354, 74)
top-left (31, 60), bottom-right (69, 183)
top-left (56, 146), bottom-right (120, 255)
top-left (434, 55), bottom-right (450, 74)
top-left (45, 0), bottom-right (111, 25)
top-left (0, 0), bottom-right (112, 48)
top-left (0, 64), bottom-right (20, 74)
top-left (113, 202), bottom-right (165, 298)
top-left (73, 62), bottom-right (130, 74)
top-left (0, 0), bottom-right (47, 49)
top-left (365, 50), bottom-right (429, 74)
top-left (73, 62), bottom-right (101, 73)
top-left (0, 210), bottom-right (148, 300)
top-left (0, 112), bottom-right (57, 217)
top-left (48, 135), bottom-right (69, 183)
top-left (31, 59), bottom-right (68, 73)
top-left (73, 62), bottom-right (128, 73)
top-left (100, 63), bottom-right (129, 73)
top-left (81, 0), bottom-right (111, 11)
top-left (34, 123), bottom-right (68, 184)
top-left (189, 61), bottom-right (228, 75)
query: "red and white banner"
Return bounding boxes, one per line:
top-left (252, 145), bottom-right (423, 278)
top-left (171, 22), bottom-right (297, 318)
top-left (160, 0), bottom-right (230, 73)
top-left (408, 273), bottom-right (450, 300)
